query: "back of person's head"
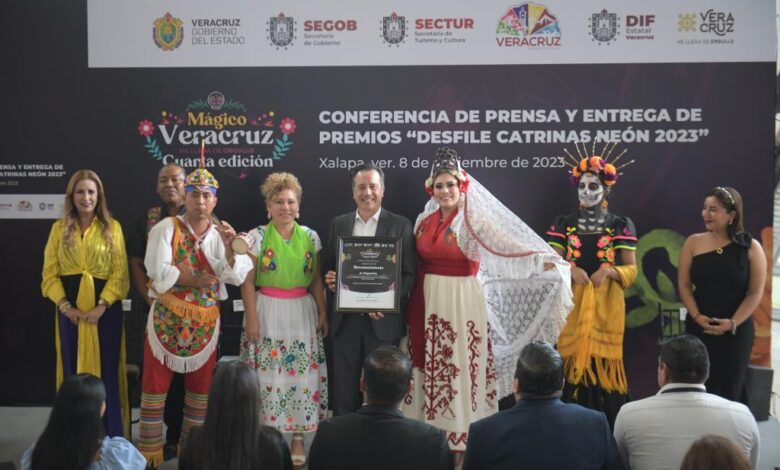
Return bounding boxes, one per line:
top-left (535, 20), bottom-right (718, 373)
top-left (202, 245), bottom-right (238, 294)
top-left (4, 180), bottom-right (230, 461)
top-left (659, 335), bottom-right (710, 384)
top-left (514, 341), bottom-right (564, 398)
top-left (195, 360), bottom-right (271, 470)
top-left (31, 374), bottom-right (106, 470)
top-left (363, 346), bottom-right (412, 405)
top-left (679, 435), bottom-right (750, 470)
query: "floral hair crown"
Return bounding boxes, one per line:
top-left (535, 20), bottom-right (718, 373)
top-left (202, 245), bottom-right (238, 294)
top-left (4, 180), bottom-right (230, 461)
top-left (424, 147), bottom-right (469, 196)
top-left (563, 141), bottom-right (635, 187)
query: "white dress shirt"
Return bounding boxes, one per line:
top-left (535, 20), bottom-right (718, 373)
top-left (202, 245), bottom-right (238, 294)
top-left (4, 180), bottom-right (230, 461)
top-left (613, 382), bottom-right (760, 470)
top-left (352, 207), bottom-right (381, 237)
top-left (144, 215), bottom-right (252, 300)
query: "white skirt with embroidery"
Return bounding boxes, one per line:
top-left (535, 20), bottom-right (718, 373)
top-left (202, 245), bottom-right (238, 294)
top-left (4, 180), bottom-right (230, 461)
top-left (240, 291), bottom-right (328, 433)
top-left (402, 274), bottom-right (498, 452)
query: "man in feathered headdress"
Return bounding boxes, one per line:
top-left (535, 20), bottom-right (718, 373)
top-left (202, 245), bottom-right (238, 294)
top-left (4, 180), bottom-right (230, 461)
top-left (138, 157), bottom-right (252, 466)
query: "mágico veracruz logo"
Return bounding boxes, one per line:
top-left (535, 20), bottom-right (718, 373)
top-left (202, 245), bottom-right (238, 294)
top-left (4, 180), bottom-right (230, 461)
top-left (496, 2), bottom-right (561, 48)
top-left (136, 91), bottom-right (297, 175)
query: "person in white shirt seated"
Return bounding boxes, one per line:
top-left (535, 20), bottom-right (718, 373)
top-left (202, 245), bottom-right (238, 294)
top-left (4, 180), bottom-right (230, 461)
top-left (613, 334), bottom-right (759, 470)
top-left (21, 374), bottom-right (146, 470)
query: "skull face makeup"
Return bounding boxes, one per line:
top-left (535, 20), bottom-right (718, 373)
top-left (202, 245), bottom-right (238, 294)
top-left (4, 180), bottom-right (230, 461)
top-left (578, 172), bottom-right (604, 208)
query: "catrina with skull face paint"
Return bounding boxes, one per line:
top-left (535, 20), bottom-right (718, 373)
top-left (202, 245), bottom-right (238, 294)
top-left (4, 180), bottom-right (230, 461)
top-left (546, 143), bottom-right (638, 427)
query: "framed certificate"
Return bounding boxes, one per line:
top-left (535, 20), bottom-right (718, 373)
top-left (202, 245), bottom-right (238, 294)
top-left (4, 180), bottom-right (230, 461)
top-left (335, 236), bottom-right (401, 313)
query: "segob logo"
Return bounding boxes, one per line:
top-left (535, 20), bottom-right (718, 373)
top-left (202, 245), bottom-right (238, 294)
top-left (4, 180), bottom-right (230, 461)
top-left (589, 9), bottom-right (620, 45)
top-left (153, 12), bottom-right (184, 51)
top-left (381, 12), bottom-right (407, 45)
top-left (268, 13), bottom-right (296, 48)
top-left (496, 3), bottom-right (561, 48)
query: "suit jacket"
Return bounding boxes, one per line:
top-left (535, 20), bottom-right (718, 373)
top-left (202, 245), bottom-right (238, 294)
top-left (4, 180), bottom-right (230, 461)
top-left (463, 398), bottom-right (624, 470)
top-left (308, 404), bottom-right (452, 470)
top-left (322, 209), bottom-right (415, 342)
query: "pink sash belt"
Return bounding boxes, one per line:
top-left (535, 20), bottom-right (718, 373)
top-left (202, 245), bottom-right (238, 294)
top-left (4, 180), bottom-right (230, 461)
top-left (258, 286), bottom-right (308, 299)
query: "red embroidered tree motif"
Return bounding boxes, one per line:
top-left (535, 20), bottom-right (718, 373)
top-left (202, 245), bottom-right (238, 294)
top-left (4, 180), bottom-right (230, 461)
top-left (466, 321), bottom-right (482, 412)
top-left (403, 336), bottom-right (414, 405)
top-left (423, 314), bottom-right (460, 420)
top-left (485, 324), bottom-right (498, 407)
top-left (448, 432), bottom-right (468, 448)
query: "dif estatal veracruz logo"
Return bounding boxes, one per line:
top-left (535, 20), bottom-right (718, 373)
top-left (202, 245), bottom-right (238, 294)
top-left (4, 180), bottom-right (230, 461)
top-left (136, 91), bottom-right (298, 174)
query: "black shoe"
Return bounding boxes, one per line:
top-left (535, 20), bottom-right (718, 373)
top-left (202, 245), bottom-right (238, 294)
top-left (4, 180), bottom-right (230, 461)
top-left (163, 443), bottom-right (178, 461)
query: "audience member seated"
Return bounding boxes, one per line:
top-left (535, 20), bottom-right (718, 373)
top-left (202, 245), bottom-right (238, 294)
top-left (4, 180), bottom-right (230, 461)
top-left (463, 341), bottom-right (623, 470)
top-left (179, 361), bottom-right (292, 470)
top-left (308, 346), bottom-right (452, 470)
top-left (680, 435), bottom-right (751, 470)
top-left (613, 335), bottom-right (759, 470)
top-left (21, 374), bottom-right (145, 470)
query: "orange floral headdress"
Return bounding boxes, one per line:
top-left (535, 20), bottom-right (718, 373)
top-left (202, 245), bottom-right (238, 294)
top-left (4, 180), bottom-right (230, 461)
top-left (563, 141), bottom-right (635, 187)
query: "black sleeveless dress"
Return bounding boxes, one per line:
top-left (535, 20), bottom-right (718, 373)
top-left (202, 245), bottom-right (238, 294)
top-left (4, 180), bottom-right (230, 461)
top-left (685, 234), bottom-right (754, 403)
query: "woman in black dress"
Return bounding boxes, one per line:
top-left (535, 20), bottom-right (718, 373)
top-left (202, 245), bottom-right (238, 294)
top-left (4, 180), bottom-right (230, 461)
top-left (546, 151), bottom-right (637, 428)
top-left (678, 187), bottom-right (766, 403)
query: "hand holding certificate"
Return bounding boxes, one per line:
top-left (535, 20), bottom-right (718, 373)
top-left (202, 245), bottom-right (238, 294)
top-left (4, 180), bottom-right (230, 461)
top-left (335, 236), bottom-right (401, 313)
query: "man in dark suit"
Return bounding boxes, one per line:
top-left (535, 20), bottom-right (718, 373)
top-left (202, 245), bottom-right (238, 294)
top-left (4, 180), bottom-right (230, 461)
top-left (308, 346), bottom-right (452, 470)
top-left (463, 341), bottom-right (624, 470)
top-left (322, 164), bottom-right (416, 416)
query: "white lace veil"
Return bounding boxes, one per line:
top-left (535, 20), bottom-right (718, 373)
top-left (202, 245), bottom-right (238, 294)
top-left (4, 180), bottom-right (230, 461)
top-left (417, 174), bottom-right (573, 397)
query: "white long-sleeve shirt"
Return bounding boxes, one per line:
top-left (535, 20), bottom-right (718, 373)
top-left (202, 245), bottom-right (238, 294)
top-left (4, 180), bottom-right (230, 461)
top-left (144, 216), bottom-right (252, 300)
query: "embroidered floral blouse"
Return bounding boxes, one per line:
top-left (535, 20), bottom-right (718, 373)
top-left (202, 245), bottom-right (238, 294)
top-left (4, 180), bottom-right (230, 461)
top-left (546, 213), bottom-right (637, 275)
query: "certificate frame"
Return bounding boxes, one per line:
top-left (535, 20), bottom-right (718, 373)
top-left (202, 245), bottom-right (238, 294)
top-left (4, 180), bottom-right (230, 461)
top-left (335, 236), bottom-right (401, 313)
